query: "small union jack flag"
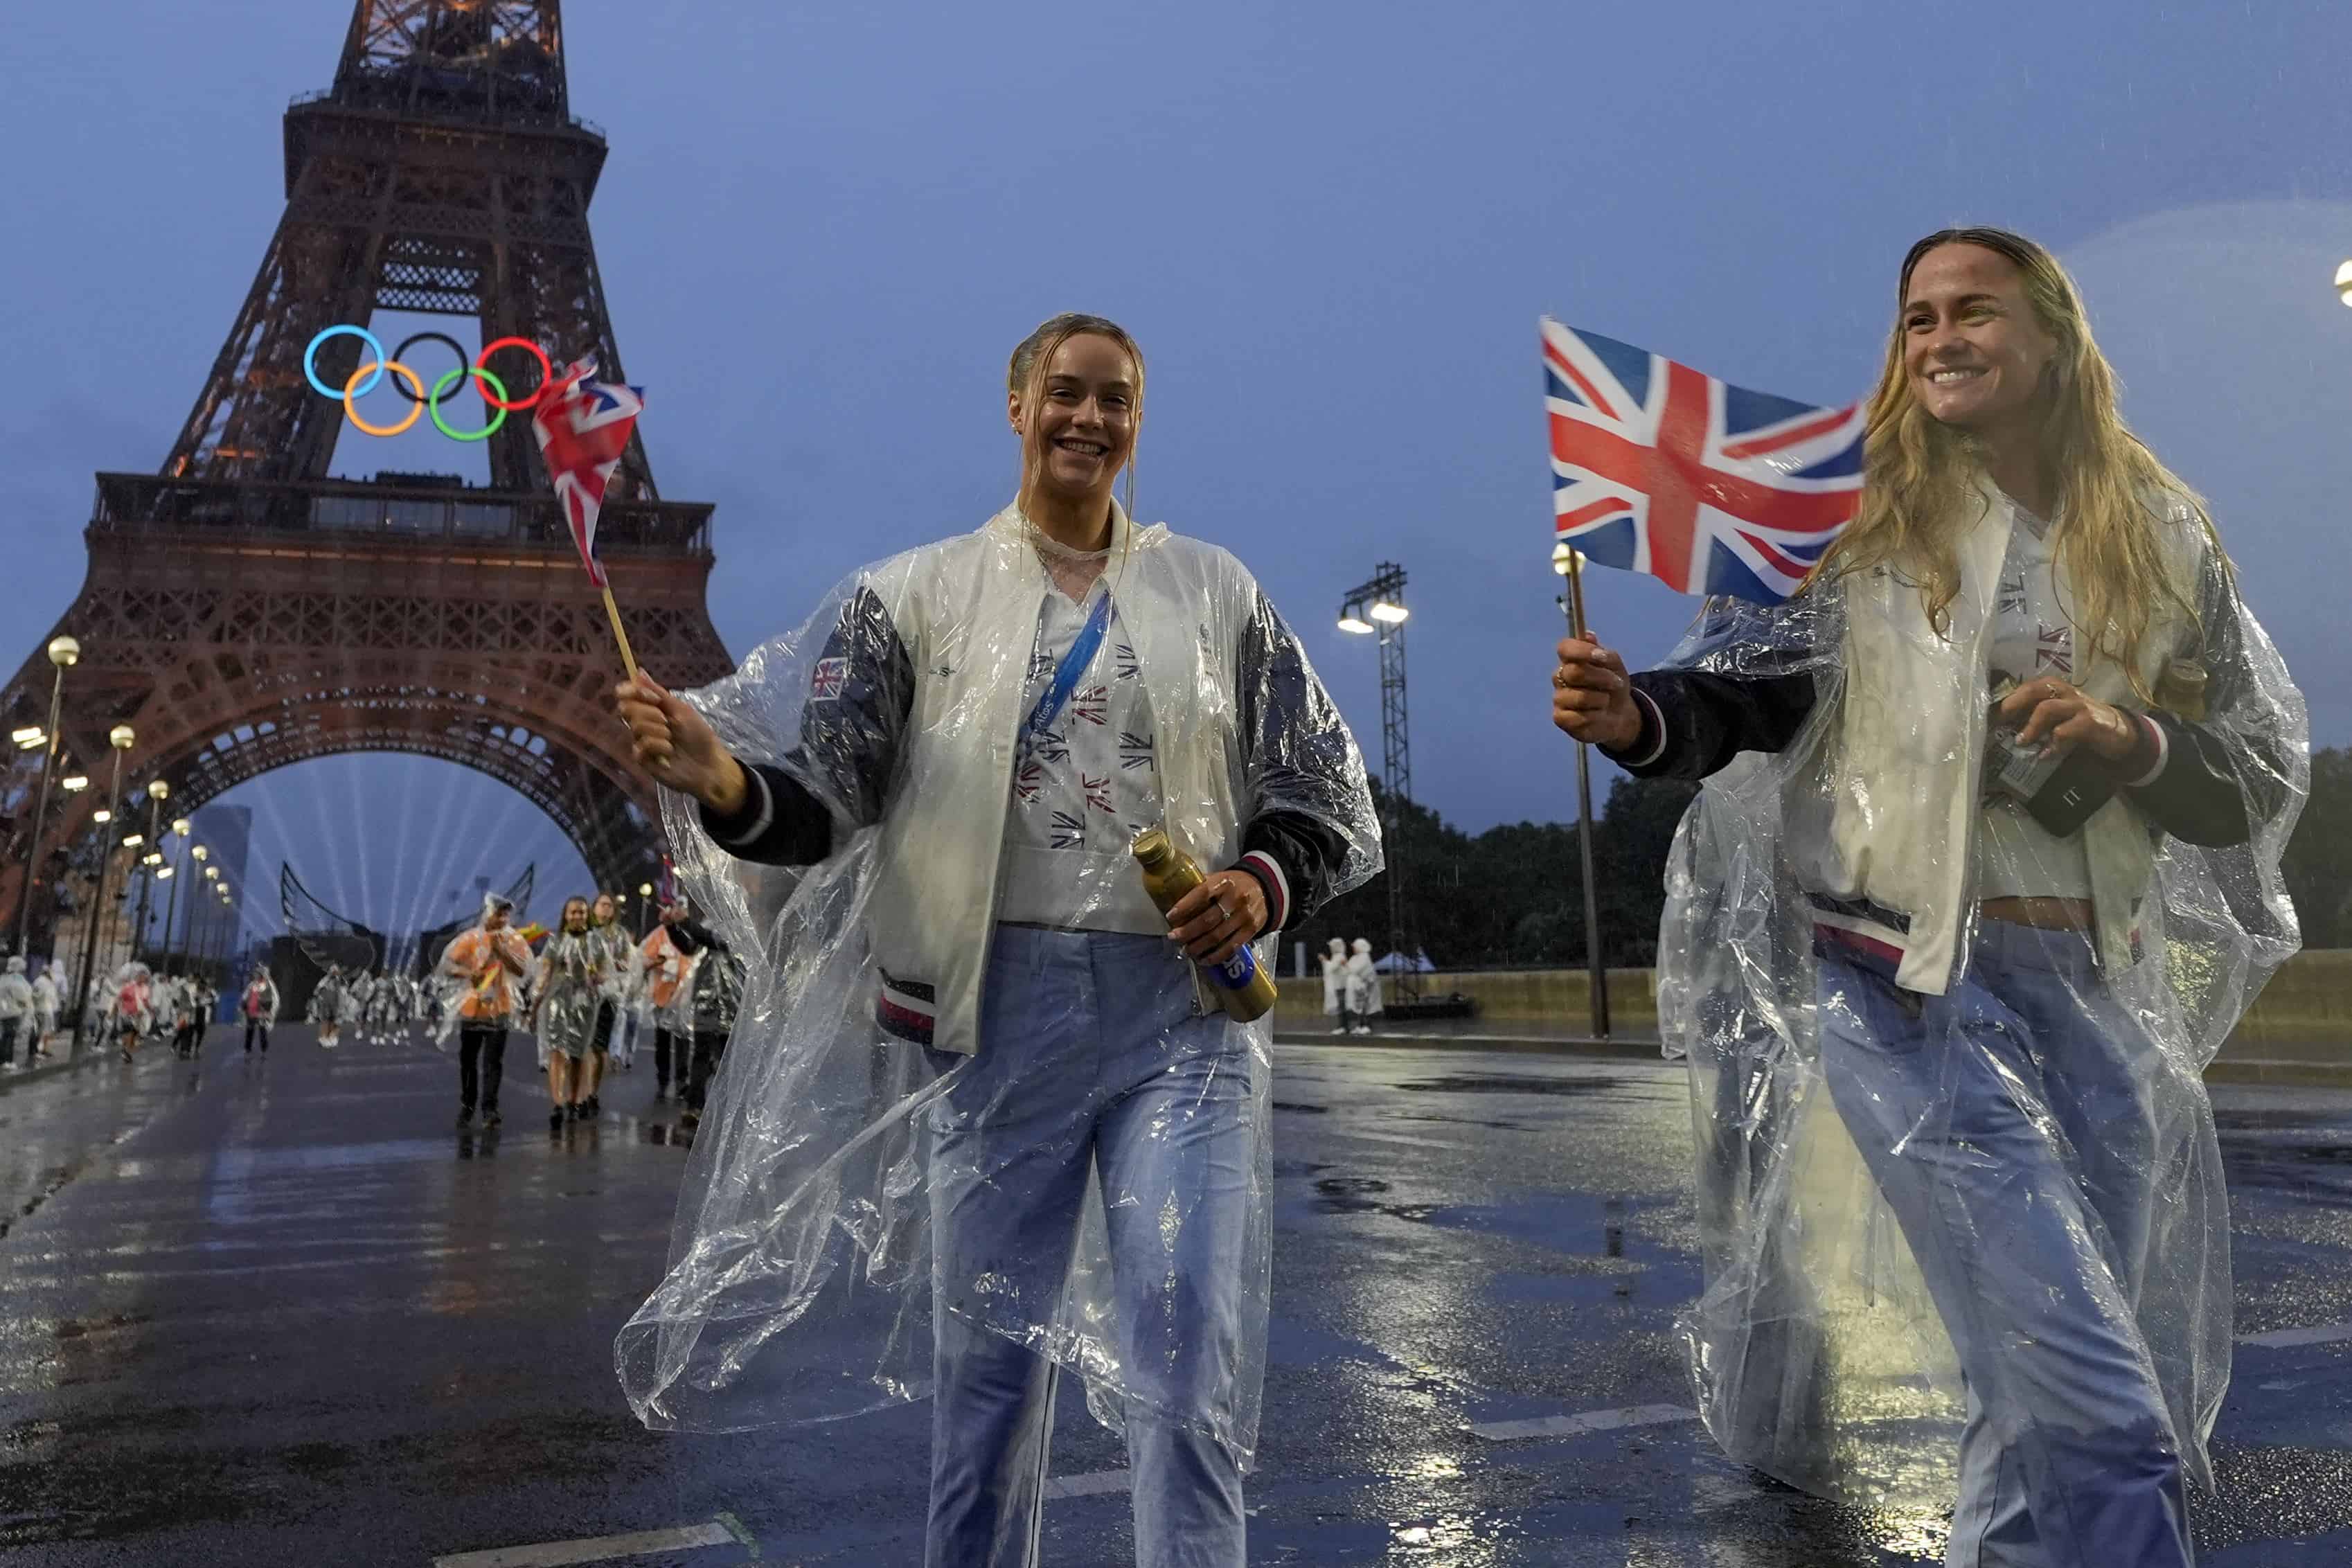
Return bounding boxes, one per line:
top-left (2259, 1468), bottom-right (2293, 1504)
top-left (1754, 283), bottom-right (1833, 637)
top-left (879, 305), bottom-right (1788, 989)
top-left (810, 657), bottom-right (848, 701)
top-left (1544, 319), bottom-right (1861, 604)
top-left (531, 357), bottom-right (646, 590)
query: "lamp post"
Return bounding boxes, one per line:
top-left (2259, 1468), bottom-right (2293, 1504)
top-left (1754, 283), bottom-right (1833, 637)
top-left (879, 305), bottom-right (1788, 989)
top-left (10, 635), bottom-right (81, 959)
top-left (185, 845), bottom-right (211, 974)
top-left (1551, 541), bottom-right (1610, 1039)
top-left (158, 818), bottom-right (191, 976)
top-left (130, 781), bottom-right (169, 966)
top-left (637, 881), bottom-right (654, 939)
top-left (1336, 562), bottom-right (1416, 1000)
top-left (71, 725), bottom-right (136, 1050)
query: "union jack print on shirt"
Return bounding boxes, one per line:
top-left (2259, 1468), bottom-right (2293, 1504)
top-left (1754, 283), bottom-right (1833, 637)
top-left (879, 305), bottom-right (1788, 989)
top-left (1544, 319), bottom-right (1861, 605)
top-left (1049, 810), bottom-right (1087, 849)
top-left (1071, 686), bottom-right (1109, 727)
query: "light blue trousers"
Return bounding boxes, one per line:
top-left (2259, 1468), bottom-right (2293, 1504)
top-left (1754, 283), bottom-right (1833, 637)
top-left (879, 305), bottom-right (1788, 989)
top-left (1819, 919), bottom-right (2197, 1568)
top-left (925, 926), bottom-right (1254, 1568)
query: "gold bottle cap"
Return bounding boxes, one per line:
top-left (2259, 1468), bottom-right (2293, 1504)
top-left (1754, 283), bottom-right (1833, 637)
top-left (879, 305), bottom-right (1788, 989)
top-left (1130, 826), bottom-right (1171, 866)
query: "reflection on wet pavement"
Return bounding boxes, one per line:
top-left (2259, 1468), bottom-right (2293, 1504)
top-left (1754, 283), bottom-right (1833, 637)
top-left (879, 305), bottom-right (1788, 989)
top-left (1, 1031), bottom-right (2350, 1563)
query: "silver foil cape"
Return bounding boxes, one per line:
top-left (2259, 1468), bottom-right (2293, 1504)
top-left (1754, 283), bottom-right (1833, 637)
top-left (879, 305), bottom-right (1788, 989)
top-left (615, 510), bottom-right (1379, 1464)
top-left (1657, 500), bottom-right (2308, 1510)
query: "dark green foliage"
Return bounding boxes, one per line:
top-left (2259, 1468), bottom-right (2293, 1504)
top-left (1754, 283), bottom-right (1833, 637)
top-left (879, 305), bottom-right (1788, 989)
top-left (1286, 774), bottom-right (1700, 970)
top-left (2283, 746), bottom-right (2352, 949)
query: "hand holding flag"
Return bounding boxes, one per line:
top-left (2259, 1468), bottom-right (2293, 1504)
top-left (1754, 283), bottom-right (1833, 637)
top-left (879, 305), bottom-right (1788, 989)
top-left (532, 357), bottom-right (649, 675)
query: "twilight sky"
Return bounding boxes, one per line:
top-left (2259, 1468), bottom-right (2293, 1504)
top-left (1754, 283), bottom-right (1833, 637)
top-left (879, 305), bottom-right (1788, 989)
top-left (8, 1), bottom-right (2350, 943)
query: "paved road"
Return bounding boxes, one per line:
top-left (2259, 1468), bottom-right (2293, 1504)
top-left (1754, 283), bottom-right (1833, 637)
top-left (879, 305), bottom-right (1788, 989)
top-left (2, 1026), bottom-right (2351, 1565)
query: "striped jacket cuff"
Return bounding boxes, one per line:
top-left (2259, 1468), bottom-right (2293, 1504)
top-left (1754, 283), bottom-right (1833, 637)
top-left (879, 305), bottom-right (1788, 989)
top-left (702, 765), bottom-right (774, 850)
top-left (1237, 850), bottom-right (1291, 933)
top-left (2123, 713), bottom-right (2171, 789)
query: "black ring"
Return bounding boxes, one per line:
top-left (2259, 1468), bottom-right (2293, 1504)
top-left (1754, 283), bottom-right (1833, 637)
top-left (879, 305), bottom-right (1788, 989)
top-left (389, 332), bottom-right (471, 404)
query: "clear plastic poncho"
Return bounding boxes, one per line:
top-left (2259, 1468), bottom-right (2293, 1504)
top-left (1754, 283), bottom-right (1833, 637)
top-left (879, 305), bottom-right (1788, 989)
top-left (615, 506), bottom-right (1380, 1467)
top-left (1657, 490), bottom-right (2308, 1512)
top-left (534, 927), bottom-right (609, 1060)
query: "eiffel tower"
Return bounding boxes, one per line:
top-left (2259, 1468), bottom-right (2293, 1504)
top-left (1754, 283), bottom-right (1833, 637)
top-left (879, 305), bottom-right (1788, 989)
top-left (0, 0), bottom-right (731, 962)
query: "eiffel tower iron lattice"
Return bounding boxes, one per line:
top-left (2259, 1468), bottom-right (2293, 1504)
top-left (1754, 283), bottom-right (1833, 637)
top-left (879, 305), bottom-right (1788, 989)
top-left (0, 0), bottom-right (731, 963)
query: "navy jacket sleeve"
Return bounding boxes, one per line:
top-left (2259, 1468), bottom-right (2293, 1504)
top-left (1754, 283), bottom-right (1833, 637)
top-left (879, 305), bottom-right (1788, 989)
top-left (700, 587), bottom-right (916, 866)
top-left (1609, 668), bottom-right (1820, 781)
top-left (1231, 590), bottom-right (1357, 932)
top-left (2121, 551), bottom-right (2289, 849)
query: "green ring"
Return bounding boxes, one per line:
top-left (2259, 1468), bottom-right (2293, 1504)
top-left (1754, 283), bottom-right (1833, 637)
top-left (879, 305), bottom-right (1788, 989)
top-left (429, 365), bottom-right (510, 442)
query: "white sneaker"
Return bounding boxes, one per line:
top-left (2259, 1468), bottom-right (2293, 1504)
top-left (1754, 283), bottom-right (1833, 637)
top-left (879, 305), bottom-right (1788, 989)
top-left (1352, 1026), bottom-right (1372, 1036)
top-left (1330, 1026), bottom-right (1346, 1035)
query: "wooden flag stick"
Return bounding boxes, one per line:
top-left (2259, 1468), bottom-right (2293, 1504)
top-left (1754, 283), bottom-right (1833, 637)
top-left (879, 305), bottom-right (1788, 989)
top-left (600, 582), bottom-right (641, 683)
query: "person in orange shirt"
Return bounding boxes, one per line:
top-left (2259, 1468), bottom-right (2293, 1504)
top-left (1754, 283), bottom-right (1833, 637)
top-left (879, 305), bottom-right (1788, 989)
top-left (436, 893), bottom-right (533, 1130)
top-left (637, 899), bottom-right (697, 1100)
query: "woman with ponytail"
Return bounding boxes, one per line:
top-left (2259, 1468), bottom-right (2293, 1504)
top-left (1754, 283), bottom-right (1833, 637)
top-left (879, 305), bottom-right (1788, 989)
top-left (611, 314), bottom-right (1380, 1568)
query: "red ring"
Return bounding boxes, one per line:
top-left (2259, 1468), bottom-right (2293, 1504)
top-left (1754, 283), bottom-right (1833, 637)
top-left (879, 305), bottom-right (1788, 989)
top-left (474, 337), bottom-right (553, 409)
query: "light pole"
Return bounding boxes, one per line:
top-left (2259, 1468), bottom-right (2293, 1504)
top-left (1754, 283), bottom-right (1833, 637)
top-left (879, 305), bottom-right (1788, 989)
top-left (1551, 542), bottom-right (1610, 1039)
top-left (158, 818), bottom-right (191, 975)
top-left (1337, 562), bottom-right (1415, 999)
top-left (72, 725), bottom-right (136, 1049)
top-left (10, 635), bottom-right (80, 959)
top-left (637, 881), bottom-right (654, 939)
top-left (131, 781), bottom-right (169, 965)
top-left (184, 845), bottom-right (211, 974)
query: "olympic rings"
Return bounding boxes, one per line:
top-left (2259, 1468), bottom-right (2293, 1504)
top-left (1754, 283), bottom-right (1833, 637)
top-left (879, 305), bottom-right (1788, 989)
top-left (305, 325), bottom-right (386, 398)
top-left (388, 331), bottom-right (470, 404)
top-left (428, 365), bottom-right (510, 443)
top-left (305, 323), bottom-right (555, 436)
top-left (474, 337), bottom-right (554, 410)
top-left (341, 360), bottom-right (427, 436)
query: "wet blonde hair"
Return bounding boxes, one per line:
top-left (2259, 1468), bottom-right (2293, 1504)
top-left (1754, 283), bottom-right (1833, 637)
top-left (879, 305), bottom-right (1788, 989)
top-left (1809, 227), bottom-right (2218, 695)
top-left (1008, 312), bottom-right (1145, 520)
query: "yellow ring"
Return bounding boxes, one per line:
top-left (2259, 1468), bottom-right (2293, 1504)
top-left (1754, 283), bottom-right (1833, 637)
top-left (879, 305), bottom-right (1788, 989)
top-left (343, 359), bottom-right (426, 436)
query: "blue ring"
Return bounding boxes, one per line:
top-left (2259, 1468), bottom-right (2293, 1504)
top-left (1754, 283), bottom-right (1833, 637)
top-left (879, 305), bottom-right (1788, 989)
top-left (303, 325), bottom-right (387, 398)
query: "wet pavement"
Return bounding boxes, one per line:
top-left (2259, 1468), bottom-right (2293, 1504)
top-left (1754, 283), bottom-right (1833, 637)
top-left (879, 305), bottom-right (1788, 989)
top-left (2, 1028), bottom-right (2350, 1565)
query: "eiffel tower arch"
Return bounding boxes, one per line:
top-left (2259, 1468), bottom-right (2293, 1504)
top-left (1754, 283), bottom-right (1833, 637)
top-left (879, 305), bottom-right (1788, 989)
top-left (0, 1), bottom-right (731, 956)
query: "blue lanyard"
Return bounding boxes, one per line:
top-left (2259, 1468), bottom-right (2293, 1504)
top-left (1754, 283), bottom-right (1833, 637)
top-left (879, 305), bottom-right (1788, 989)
top-left (1019, 591), bottom-right (1114, 761)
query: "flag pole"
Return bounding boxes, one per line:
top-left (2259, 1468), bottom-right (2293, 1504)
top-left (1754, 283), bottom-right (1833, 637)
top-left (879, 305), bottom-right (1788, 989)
top-left (1559, 546), bottom-right (1611, 1040)
top-left (599, 581), bottom-right (640, 683)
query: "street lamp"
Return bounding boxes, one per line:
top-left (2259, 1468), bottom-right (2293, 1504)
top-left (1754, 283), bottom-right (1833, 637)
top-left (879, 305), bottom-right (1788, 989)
top-left (159, 819), bottom-right (192, 973)
top-left (1551, 541), bottom-right (1610, 1038)
top-left (638, 881), bottom-right (656, 938)
top-left (2336, 258), bottom-right (2352, 307)
top-left (9, 634), bottom-right (80, 959)
top-left (1335, 562), bottom-right (1416, 999)
top-left (131, 780), bottom-right (169, 965)
top-left (71, 724), bottom-right (136, 1049)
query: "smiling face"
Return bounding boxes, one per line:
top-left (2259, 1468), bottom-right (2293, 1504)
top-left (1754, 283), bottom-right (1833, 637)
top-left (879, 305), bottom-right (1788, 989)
top-left (1010, 333), bottom-right (1138, 508)
top-left (1902, 242), bottom-right (2059, 440)
top-left (561, 898), bottom-right (589, 934)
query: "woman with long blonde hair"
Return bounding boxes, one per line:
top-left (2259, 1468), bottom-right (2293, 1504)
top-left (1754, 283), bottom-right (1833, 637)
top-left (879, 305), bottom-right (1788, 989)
top-left (611, 314), bottom-right (1379, 1567)
top-left (1552, 229), bottom-right (2305, 1565)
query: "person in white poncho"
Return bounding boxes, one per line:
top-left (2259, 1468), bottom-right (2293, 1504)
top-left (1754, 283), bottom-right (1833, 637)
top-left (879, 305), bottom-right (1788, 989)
top-left (609, 313), bottom-right (1380, 1568)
